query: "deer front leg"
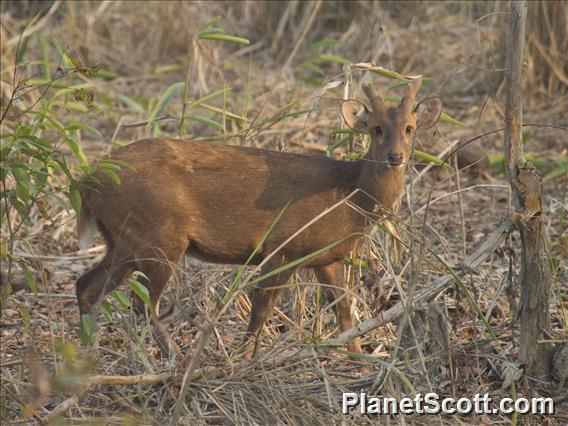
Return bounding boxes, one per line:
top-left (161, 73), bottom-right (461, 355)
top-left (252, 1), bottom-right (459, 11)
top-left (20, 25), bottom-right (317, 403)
top-left (241, 260), bottom-right (297, 359)
top-left (314, 261), bottom-right (362, 355)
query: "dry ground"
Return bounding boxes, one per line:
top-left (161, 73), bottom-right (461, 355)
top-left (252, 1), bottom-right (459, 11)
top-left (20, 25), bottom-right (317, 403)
top-left (1, 1), bottom-right (567, 424)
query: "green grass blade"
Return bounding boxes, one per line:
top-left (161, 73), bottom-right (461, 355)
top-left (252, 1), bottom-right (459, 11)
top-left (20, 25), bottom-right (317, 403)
top-left (543, 161), bottom-right (567, 182)
top-left (187, 87), bottom-right (231, 110)
top-left (385, 95), bottom-right (465, 127)
top-left (221, 200), bottom-right (292, 305)
top-left (115, 93), bottom-right (146, 113)
top-left (248, 234), bottom-right (355, 287)
top-left (196, 103), bottom-right (247, 123)
top-left (186, 115), bottom-right (224, 131)
top-left (148, 81), bottom-right (184, 136)
top-left (414, 150), bottom-right (452, 168)
top-left (199, 34), bottom-right (250, 45)
top-left (311, 54), bottom-right (351, 65)
top-left (309, 38), bottom-right (341, 50)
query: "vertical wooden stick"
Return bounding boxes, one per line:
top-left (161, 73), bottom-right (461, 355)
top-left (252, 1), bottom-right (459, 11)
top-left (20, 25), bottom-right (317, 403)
top-left (504, 0), bottom-right (552, 378)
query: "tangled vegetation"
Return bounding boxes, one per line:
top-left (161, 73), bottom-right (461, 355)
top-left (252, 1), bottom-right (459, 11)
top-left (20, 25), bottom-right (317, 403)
top-left (1, 1), bottom-right (566, 424)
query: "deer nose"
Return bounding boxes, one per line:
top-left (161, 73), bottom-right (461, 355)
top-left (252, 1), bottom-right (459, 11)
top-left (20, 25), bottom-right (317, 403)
top-left (387, 152), bottom-right (404, 167)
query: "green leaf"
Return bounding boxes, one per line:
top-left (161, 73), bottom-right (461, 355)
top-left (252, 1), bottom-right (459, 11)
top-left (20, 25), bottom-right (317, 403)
top-left (549, 256), bottom-right (558, 277)
top-left (10, 197), bottom-right (30, 223)
top-left (196, 103), bottom-right (247, 123)
top-left (11, 166), bottom-right (29, 184)
top-left (112, 290), bottom-right (131, 310)
top-left (543, 162), bottom-right (567, 182)
top-left (20, 262), bottom-right (38, 293)
top-left (198, 27), bottom-right (225, 38)
top-left (50, 101), bottom-right (89, 113)
top-left (300, 62), bottom-right (324, 76)
top-left (97, 69), bottom-right (118, 80)
top-left (79, 313), bottom-right (96, 344)
top-left (343, 258), bottom-right (368, 268)
top-left (1, 143), bottom-right (13, 159)
top-left (198, 33), bottom-right (250, 45)
top-left (66, 119), bottom-right (102, 137)
top-left (49, 158), bottom-right (72, 179)
top-left (51, 83), bottom-right (95, 99)
top-left (187, 114), bottom-right (224, 131)
top-left (312, 54), bottom-right (351, 65)
top-left (326, 136), bottom-right (350, 157)
top-left (128, 278), bottom-right (150, 306)
top-left (64, 136), bottom-right (88, 166)
top-left (249, 235), bottom-right (354, 287)
top-left (371, 68), bottom-right (408, 79)
top-left (37, 34), bottom-right (51, 80)
top-left (100, 159), bottom-right (136, 172)
top-left (221, 201), bottom-right (294, 305)
top-left (385, 95), bottom-right (465, 127)
top-left (97, 161), bottom-right (122, 171)
top-left (154, 64), bottom-right (181, 74)
top-left (100, 300), bottom-right (113, 322)
top-left (138, 324), bottom-right (148, 346)
top-left (439, 112), bottom-right (466, 127)
top-left (24, 135), bottom-right (51, 150)
top-left (101, 169), bottom-right (121, 185)
top-left (68, 185), bottom-right (81, 215)
top-left (309, 38), bottom-right (341, 50)
top-left (51, 192), bottom-right (71, 212)
top-left (13, 300), bottom-right (31, 331)
top-left (415, 150), bottom-right (452, 168)
top-left (12, 167), bottom-right (31, 203)
top-left (300, 76), bottom-right (324, 87)
top-left (132, 271), bottom-right (149, 282)
top-left (202, 16), bottom-right (221, 28)
top-left (388, 78), bottom-right (434, 90)
top-left (50, 38), bottom-right (75, 68)
top-left (115, 93), bottom-right (146, 113)
top-left (148, 81), bottom-right (184, 136)
top-left (187, 87), bottom-right (231, 110)
top-left (488, 153), bottom-right (504, 167)
top-left (16, 183), bottom-right (31, 203)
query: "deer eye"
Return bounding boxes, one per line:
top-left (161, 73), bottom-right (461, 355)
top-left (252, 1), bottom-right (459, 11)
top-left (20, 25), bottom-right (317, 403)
top-left (405, 125), bottom-right (414, 134)
top-left (373, 126), bottom-right (382, 136)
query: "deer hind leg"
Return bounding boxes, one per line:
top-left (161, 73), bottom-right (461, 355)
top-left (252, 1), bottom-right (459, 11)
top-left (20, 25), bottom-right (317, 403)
top-left (76, 244), bottom-right (135, 317)
top-left (241, 259), bottom-right (297, 359)
top-left (314, 262), bottom-right (362, 355)
top-left (131, 242), bottom-right (187, 356)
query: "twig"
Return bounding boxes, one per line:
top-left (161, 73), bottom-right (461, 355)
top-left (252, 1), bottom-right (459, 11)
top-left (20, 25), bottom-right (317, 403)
top-left (45, 394), bottom-right (82, 424)
top-left (320, 218), bottom-right (513, 347)
top-left (89, 373), bottom-right (167, 386)
top-left (228, 219), bottom-right (513, 370)
top-left (440, 123), bottom-right (568, 168)
top-left (44, 372), bottom-right (173, 423)
top-left (414, 184), bottom-right (508, 216)
top-left (7, 1), bottom-right (62, 47)
top-left (282, 1), bottom-right (322, 71)
top-left (173, 325), bottom-right (214, 418)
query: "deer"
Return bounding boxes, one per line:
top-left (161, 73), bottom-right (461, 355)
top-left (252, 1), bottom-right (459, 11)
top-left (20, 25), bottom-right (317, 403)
top-left (75, 78), bottom-right (442, 358)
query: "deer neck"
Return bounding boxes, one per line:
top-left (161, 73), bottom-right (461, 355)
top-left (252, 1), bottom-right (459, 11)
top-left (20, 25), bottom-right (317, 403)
top-left (353, 160), bottom-right (406, 215)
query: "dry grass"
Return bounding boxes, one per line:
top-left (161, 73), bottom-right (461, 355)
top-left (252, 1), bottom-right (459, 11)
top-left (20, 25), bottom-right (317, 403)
top-left (1, 1), bottom-right (567, 424)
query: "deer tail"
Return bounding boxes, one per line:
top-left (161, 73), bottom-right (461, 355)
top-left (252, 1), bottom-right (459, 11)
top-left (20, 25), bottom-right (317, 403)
top-left (77, 207), bottom-right (96, 251)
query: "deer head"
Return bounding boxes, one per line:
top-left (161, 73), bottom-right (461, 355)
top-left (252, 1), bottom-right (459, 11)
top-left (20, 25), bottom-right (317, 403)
top-left (341, 79), bottom-right (442, 168)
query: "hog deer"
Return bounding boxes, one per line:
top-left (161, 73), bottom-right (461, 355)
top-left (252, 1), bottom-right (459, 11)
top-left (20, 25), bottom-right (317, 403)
top-left (76, 79), bottom-right (442, 357)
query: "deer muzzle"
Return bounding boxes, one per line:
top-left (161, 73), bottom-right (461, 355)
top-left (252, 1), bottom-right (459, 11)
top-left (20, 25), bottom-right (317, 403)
top-left (387, 152), bottom-right (404, 167)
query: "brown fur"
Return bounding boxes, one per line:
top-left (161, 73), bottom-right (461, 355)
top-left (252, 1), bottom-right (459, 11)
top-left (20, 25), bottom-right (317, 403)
top-left (76, 80), bottom-right (442, 357)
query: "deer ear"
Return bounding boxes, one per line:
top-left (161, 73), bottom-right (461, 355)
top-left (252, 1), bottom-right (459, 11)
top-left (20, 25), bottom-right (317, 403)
top-left (415, 97), bottom-right (442, 130)
top-left (342, 100), bottom-right (369, 132)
